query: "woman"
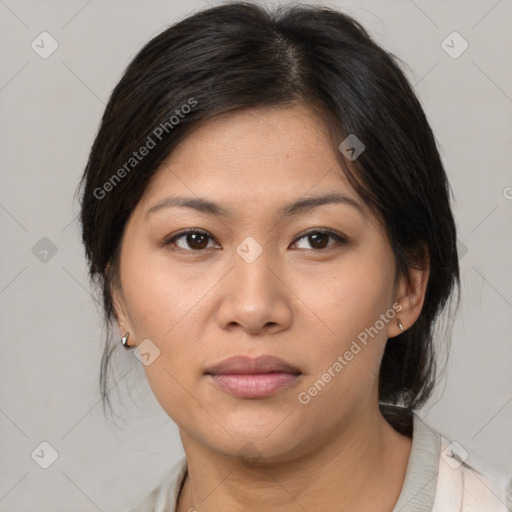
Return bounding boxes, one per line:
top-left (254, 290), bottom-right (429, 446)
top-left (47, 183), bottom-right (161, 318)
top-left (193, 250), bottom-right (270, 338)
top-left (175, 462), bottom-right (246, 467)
top-left (78, 2), bottom-right (511, 511)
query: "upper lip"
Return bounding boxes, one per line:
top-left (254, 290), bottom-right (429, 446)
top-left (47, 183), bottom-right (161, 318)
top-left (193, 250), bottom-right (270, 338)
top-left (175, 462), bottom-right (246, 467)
top-left (205, 355), bottom-right (302, 375)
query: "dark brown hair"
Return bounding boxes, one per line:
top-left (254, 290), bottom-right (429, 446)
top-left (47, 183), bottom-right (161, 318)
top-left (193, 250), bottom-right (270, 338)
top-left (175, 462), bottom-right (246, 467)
top-left (78, 1), bottom-right (460, 417)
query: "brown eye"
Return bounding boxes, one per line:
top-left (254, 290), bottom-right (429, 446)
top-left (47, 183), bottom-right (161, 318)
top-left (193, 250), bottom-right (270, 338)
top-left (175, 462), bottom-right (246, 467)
top-left (164, 230), bottom-right (217, 251)
top-left (292, 229), bottom-right (347, 250)
top-left (306, 232), bottom-right (330, 249)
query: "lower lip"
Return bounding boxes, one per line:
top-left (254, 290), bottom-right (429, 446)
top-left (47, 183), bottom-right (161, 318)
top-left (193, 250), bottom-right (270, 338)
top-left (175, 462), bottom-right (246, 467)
top-left (208, 372), bottom-right (301, 398)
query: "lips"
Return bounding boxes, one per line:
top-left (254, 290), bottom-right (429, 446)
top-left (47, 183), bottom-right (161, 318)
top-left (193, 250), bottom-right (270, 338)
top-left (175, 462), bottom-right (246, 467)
top-left (205, 355), bottom-right (302, 398)
top-left (205, 355), bottom-right (302, 375)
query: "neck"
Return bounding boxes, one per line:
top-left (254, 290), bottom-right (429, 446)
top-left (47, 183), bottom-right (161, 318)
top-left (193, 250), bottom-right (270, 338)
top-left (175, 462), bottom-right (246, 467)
top-left (176, 405), bottom-right (412, 512)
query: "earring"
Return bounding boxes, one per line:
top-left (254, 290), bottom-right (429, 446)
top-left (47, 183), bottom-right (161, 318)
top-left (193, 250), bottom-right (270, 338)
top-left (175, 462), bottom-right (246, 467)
top-left (121, 332), bottom-right (133, 349)
top-left (396, 319), bottom-right (404, 332)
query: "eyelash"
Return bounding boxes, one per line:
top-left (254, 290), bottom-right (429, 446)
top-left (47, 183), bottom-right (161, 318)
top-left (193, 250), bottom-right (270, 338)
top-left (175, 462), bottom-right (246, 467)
top-left (162, 228), bottom-right (348, 252)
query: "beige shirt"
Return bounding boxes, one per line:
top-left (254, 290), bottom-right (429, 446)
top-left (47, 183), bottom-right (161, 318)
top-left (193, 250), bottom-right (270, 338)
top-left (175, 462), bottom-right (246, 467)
top-left (128, 412), bottom-right (512, 512)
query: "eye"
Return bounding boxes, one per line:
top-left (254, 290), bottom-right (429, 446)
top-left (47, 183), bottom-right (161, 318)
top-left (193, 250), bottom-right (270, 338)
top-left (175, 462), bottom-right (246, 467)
top-left (162, 228), bottom-right (347, 252)
top-left (291, 229), bottom-right (347, 250)
top-left (163, 229), bottom-right (219, 251)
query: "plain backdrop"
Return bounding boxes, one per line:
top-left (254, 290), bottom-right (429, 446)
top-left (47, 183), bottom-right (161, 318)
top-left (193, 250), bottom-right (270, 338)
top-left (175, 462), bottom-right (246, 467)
top-left (1, 0), bottom-right (511, 510)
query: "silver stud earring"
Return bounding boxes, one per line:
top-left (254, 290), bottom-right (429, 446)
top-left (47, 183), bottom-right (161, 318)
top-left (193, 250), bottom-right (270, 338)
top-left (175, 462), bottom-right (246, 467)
top-left (121, 332), bottom-right (133, 349)
top-left (397, 319), bottom-right (404, 332)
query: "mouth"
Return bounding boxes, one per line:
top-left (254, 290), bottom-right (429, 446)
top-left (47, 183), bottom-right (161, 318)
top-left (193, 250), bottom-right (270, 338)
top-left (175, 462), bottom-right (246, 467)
top-left (204, 355), bottom-right (303, 399)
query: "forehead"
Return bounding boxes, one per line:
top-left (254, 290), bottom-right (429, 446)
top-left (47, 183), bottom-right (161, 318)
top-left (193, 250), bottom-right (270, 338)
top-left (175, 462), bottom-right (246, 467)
top-left (139, 105), bottom-right (364, 212)
top-left (174, 104), bottom-right (335, 169)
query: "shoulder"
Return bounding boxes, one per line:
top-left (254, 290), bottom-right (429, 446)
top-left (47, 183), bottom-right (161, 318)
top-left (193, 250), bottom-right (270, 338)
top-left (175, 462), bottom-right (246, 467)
top-left (126, 456), bottom-right (188, 512)
top-left (432, 434), bottom-right (512, 511)
top-left (387, 407), bottom-right (512, 512)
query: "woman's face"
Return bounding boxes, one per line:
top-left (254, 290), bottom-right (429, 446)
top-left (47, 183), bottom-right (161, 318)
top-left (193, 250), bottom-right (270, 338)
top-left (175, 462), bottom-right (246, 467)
top-left (113, 104), bottom-right (412, 462)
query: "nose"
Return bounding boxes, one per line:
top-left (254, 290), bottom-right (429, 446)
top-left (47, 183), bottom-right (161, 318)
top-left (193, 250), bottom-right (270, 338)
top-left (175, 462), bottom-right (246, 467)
top-left (215, 243), bottom-right (293, 336)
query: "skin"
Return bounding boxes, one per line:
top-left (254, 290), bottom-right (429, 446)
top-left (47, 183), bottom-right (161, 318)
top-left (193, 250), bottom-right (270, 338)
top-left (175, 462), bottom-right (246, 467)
top-left (112, 104), bottom-right (429, 512)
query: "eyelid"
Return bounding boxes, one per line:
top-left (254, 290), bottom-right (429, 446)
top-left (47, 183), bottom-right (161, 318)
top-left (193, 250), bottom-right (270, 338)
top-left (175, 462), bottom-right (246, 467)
top-left (162, 228), bottom-right (219, 248)
top-left (292, 227), bottom-right (348, 242)
top-left (290, 227), bottom-right (348, 250)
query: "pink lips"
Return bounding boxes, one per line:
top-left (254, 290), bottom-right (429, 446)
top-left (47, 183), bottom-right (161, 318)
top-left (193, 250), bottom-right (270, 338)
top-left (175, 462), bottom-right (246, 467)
top-left (205, 355), bottom-right (302, 398)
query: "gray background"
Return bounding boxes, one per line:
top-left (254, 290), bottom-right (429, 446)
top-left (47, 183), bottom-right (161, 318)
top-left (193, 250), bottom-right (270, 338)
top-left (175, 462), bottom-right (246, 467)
top-left (1, 0), bottom-right (511, 510)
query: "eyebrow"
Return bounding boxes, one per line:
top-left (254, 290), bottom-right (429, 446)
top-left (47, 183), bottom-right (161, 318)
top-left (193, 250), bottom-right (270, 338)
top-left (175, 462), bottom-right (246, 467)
top-left (145, 193), bottom-right (365, 220)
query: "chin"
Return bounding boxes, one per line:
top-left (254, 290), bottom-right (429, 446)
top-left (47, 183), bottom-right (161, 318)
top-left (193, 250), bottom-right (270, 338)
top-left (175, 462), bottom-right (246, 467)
top-left (188, 416), bottom-right (311, 464)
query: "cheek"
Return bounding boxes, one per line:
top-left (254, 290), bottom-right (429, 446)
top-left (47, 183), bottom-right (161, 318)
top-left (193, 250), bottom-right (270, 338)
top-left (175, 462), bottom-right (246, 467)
top-left (292, 244), bottom-right (396, 408)
top-left (303, 248), bottom-right (396, 347)
top-left (120, 243), bottom-right (201, 338)
top-left (119, 245), bottom-right (214, 414)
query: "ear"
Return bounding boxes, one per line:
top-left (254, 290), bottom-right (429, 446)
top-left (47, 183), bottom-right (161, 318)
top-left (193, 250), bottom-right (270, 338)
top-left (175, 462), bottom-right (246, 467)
top-left (388, 248), bottom-right (430, 338)
top-left (111, 284), bottom-right (133, 337)
top-left (106, 262), bottom-right (133, 338)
